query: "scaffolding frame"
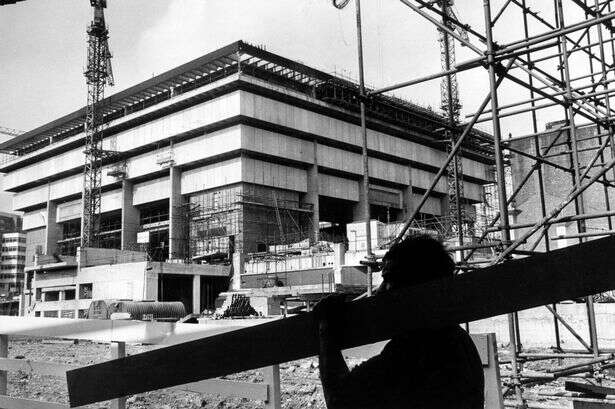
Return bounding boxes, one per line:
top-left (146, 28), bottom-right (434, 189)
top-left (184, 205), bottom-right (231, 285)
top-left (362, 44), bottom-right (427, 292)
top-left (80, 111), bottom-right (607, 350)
top-left (340, 0), bottom-right (615, 406)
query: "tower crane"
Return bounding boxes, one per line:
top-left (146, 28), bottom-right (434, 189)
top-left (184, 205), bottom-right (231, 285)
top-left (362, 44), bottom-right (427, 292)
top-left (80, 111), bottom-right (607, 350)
top-left (81, 0), bottom-right (114, 248)
top-left (437, 0), bottom-right (469, 242)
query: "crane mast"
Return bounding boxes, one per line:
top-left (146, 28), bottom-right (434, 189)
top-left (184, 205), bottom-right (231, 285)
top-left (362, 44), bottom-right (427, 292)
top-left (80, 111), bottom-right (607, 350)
top-left (439, 0), bottom-right (467, 242)
top-left (81, 0), bottom-right (113, 248)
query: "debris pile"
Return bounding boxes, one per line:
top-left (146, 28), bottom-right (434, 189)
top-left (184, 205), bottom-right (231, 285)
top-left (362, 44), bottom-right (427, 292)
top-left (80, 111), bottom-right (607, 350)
top-left (220, 294), bottom-right (258, 318)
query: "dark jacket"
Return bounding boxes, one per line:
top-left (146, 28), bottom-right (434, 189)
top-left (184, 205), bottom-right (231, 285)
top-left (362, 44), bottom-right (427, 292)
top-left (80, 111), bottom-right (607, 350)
top-left (328, 325), bottom-right (484, 409)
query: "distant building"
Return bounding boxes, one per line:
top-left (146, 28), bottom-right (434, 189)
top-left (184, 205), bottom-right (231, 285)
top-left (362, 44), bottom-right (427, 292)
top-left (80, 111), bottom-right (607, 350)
top-left (509, 121), bottom-right (612, 251)
top-left (0, 232), bottom-right (25, 298)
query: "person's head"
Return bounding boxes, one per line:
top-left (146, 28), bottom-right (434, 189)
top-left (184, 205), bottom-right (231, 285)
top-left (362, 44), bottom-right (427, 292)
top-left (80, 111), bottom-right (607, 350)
top-left (377, 234), bottom-right (454, 294)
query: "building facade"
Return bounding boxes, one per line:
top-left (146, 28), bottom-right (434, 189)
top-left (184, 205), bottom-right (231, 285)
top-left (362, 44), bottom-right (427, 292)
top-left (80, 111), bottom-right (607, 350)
top-left (509, 121), bottom-right (614, 251)
top-left (0, 42), bottom-right (494, 303)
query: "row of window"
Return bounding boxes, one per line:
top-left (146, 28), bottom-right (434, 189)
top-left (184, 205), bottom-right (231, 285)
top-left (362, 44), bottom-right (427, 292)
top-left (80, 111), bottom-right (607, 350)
top-left (35, 309), bottom-right (88, 318)
top-left (1, 255), bottom-right (25, 261)
top-left (2, 237), bottom-right (26, 244)
top-left (34, 284), bottom-right (92, 302)
top-left (0, 265), bottom-right (24, 271)
top-left (1, 246), bottom-right (26, 253)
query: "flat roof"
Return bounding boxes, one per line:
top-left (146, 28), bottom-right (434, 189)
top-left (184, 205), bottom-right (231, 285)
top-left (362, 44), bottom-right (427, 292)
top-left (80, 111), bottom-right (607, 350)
top-left (1, 40), bottom-right (494, 159)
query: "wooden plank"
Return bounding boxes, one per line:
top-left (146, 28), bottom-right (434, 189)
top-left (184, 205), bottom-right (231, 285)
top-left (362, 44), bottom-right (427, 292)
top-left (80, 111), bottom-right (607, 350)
top-left (480, 334), bottom-right (504, 409)
top-left (263, 365), bottom-right (281, 409)
top-left (67, 236), bottom-right (615, 407)
top-left (0, 335), bottom-right (7, 396)
top-left (0, 396), bottom-right (67, 409)
top-left (470, 334), bottom-right (489, 366)
top-left (176, 379), bottom-right (268, 401)
top-left (110, 342), bottom-right (126, 409)
top-left (0, 358), bottom-right (78, 377)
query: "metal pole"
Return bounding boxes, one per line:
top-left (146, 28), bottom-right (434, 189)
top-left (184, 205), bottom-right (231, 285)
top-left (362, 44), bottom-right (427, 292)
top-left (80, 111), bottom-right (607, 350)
top-left (354, 0), bottom-right (373, 296)
top-left (484, 2), bottom-right (524, 406)
top-left (555, 0), bottom-right (600, 359)
top-left (521, 0), bottom-right (559, 353)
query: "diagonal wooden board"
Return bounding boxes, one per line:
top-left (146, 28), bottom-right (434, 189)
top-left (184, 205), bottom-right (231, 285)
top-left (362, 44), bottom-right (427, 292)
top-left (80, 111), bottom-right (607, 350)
top-left (67, 236), bottom-right (615, 407)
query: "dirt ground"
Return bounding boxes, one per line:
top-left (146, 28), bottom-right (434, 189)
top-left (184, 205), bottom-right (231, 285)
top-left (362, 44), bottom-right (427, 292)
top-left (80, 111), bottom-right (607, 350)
top-left (4, 337), bottom-right (615, 408)
top-left (5, 337), bottom-right (327, 409)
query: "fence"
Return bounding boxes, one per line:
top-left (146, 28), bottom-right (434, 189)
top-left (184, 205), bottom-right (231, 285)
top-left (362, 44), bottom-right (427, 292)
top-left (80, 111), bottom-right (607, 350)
top-left (0, 316), bottom-right (281, 409)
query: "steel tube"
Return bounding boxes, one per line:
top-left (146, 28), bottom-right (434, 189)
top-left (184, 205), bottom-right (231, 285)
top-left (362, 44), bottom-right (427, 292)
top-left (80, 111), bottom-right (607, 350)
top-left (545, 304), bottom-right (593, 352)
top-left (354, 0), bottom-right (373, 296)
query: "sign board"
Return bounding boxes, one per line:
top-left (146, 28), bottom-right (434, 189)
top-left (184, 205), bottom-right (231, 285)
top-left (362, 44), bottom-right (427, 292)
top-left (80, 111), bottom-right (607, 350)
top-left (137, 231), bottom-right (150, 244)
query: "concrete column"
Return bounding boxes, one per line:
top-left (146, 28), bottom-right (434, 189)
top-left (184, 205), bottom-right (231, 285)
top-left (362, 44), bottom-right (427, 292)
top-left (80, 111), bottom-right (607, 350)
top-left (192, 275), bottom-right (201, 315)
top-left (403, 166), bottom-right (415, 218)
top-left (306, 141), bottom-right (320, 244)
top-left (333, 242), bottom-right (345, 284)
top-left (352, 180), bottom-right (368, 222)
top-left (44, 201), bottom-right (60, 256)
top-left (121, 180), bottom-right (140, 250)
top-left (168, 167), bottom-right (185, 261)
top-left (231, 252), bottom-right (245, 290)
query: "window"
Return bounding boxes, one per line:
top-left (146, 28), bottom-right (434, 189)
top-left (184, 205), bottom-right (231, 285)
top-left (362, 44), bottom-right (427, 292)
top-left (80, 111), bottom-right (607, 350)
top-left (79, 283), bottom-right (93, 299)
top-left (45, 291), bottom-right (60, 302)
top-left (43, 310), bottom-right (58, 318)
top-left (64, 289), bottom-right (76, 300)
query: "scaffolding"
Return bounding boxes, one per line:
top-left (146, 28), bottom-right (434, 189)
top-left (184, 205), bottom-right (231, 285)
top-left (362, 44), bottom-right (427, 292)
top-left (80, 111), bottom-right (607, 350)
top-left (333, 0), bottom-right (615, 406)
top-left (186, 185), bottom-right (314, 264)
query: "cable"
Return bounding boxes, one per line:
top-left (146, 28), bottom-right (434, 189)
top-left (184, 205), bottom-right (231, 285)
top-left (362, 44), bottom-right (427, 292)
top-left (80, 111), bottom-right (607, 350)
top-left (332, 0), bottom-right (351, 9)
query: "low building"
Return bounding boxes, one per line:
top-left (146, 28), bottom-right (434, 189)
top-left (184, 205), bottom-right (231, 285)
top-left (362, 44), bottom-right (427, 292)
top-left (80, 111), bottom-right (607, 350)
top-left (0, 231), bottom-right (25, 299)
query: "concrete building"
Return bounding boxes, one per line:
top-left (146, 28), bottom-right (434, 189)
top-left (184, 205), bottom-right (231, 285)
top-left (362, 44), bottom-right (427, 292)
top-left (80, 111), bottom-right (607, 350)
top-left (0, 232), bottom-right (25, 298)
top-left (0, 41), bottom-right (494, 315)
top-left (0, 212), bottom-right (24, 299)
top-left (509, 121), bottom-right (614, 251)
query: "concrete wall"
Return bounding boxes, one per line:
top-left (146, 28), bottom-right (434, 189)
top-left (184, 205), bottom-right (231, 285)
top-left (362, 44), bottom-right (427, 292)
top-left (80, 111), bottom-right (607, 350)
top-left (8, 85), bottom-right (490, 212)
top-left (77, 247), bottom-right (148, 268)
top-left (24, 227), bottom-right (45, 267)
top-left (31, 261), bottom-right (159, 316)
top-left (469, 303), bottom-right (615, 349)
top-left (241, 267), bottom-right (334, 288)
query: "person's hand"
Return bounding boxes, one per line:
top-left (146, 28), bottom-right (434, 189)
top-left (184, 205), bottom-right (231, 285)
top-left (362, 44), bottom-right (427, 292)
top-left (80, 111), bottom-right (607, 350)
top-left (313, 293), bottom-right (347, 324)
top-left (314, 293), bottom-right (347, 347)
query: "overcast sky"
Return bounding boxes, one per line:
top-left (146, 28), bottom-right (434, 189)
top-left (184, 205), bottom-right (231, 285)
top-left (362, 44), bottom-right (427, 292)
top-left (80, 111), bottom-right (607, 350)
top-left (0, 0), bottom-right (599, 212)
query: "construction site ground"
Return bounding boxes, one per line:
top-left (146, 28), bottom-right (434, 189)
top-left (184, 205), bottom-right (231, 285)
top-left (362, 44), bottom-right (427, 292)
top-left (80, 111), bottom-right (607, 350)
top-left (4, 336), bottom-right (614, 408)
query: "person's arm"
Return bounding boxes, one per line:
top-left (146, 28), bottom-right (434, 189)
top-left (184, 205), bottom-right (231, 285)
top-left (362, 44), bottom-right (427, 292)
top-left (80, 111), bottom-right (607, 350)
top-left (318, 318), bottom-right (351, 408)
top-left (314, 295), bottom-right (381, 409)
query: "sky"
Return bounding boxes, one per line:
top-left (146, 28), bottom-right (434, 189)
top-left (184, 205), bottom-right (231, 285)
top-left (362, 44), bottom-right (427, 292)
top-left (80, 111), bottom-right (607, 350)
top-left (0, 0), bottom-right (599, 212)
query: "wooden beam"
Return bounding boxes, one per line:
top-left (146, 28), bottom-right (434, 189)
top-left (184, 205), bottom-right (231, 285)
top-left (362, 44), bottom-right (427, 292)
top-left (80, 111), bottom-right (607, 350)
top-left (0, 316), bottom-right (259, 344)
top-left (67, 236), bottom-right (615, 407)
top-left (0, 358), bottom-right (77, 377)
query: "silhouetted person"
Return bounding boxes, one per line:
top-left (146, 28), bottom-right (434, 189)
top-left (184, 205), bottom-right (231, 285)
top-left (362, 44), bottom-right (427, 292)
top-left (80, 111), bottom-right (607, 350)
top-left (315, 234), bottom-right (484, 409)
